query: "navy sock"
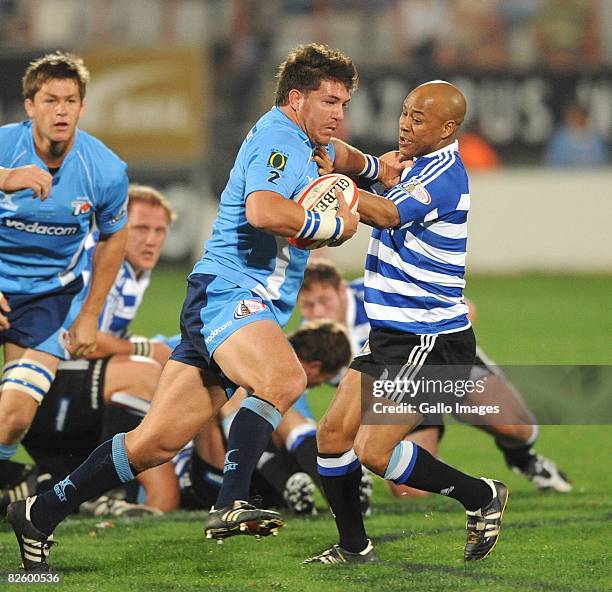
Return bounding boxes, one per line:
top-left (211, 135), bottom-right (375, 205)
top-left (30, 434), bottom-right (136, 535)
top-left (0, 459), bottom-right (28, 487)
top-left (256, 445), bottom-right (294, 496)
top-left (215, 396), bottom-right (281, 508)
top-left (190, 450), bottom-right (223, 502)
top-left (292, 435), bottom-right (321, 488)
top-left (391, 443), bottom-right (491, 511)
top-left (496, 439), bottom-right (535, 471)
top-left (318, 450), bottom-right (368, 553)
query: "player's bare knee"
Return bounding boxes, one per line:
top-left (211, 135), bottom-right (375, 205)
top-left (257, 366), bottom-right (307, 411)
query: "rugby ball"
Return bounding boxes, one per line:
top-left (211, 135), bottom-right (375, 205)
top-left (288, 173), bottom-right (359, 250)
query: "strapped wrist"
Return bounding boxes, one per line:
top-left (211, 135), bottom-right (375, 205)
top-left (358, 154), bottom-right (380, 181)
top-left (294, 210), bottom-right (344, 241)
top-left (130, 336), bottom-right (153, 358)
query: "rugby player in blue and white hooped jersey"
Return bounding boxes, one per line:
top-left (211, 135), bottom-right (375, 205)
top-left (305, 82), bottom-right (508, 565)
top-left (0, 53), bottom-right (127, 499)
top-left (297, 259), bottom-right (571, 499)
top-left (6, 45), bottom-right (409, 572)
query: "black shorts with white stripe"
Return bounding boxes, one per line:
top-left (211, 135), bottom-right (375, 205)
top-left (350, 326), bottom-right (476, 410)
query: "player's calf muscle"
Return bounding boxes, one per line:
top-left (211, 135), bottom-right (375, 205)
top-left (0, 392), bottom-right (39, 441)
top-left (317, 414), bottom-right (355, 453)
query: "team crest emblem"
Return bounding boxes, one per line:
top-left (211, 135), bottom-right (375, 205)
top-left (234, 299), bottom-right (267, 319)
top-left (71, 198), bottom-right (92, 216)
top-left (400, 180), bottom-right (431, 205)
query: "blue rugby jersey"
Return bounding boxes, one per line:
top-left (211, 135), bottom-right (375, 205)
top-left (364, 141), bottom-right (470, 334)
top-left (192, 107), bottom-right (334, 328)
top-left (0, 121), bottom-right (128, 294)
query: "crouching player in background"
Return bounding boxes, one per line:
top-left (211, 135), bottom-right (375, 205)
top-left (1, 185), bottom-right (179, 517)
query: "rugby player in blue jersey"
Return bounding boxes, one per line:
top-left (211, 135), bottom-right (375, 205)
top-left (1, 186), bottom-right (180, 518)
top-left (0, 53), bottom-right (128, 509)
top-left (5, 44), bottom-right (408, 572)
top-left (304, 82), bottom-right (508, 564)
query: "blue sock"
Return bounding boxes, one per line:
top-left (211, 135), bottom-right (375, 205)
top-left (0, 443), bottom-right (18, 460)
top-left (215, 396), bottom-right (281, 508)
top-left (30, 434), bottom-right (136, 535)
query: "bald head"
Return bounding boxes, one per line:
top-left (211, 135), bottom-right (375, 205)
top-left (411, 81), bottom-right (467, 125)
top-left (398, 81), bottom-right (468, 158)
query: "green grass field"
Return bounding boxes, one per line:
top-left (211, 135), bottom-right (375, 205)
top-left (1, 271), bottom-right (610, 591)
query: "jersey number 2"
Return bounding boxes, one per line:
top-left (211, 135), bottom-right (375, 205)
top-left (267, 170), bottom-right (281, 184)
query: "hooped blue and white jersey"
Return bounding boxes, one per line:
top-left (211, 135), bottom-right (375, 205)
top-left (0, 121), bottom-right (128, 294)
top-left (345, 278), bottom-right (369, 355)
top-left (98, 262), bottom-right (151, 338)
top-left (82, 233), bottom-right (150, 338)
top-left (364, 140), bottom-right (470, 335)
top-left (192, 107), bottom-right (334, 328)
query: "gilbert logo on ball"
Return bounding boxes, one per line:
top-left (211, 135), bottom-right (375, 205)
top-left (288, 173), bottom-right (358, 250)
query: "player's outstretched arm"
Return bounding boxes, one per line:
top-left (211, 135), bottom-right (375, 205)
top-left (356, 189), bottom-right (400, 230)
top-left (68, 226), bottom-right (128, 357)
top-left (85, 332), bottom-right (171, 366)
top-left (0, 165), bottom-right (53, 200)
top-left (327, 139), bottom-right (409, 188)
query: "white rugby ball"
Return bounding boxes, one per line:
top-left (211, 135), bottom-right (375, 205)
top-left (288, 173), bottom-right (358, 250)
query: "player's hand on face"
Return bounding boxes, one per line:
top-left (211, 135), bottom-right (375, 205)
top-left (378, 150), bottom-right (413, 189)
top-left (0, 291), bottom-right (11, 330)
top-left (67, 311), bottom-right (98, 357)
top-left (330, 190), bottom-right (359, 247)
top-left (313, 145), bottom-right (334, 175)
top-left (0, 165), bottom-right (53, 201)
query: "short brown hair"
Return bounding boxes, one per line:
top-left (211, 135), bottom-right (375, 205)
top-left (22, 51), bottom-right (90, 101)
top-left (128, 184), bottom-right (177, 225)
top-left (301, 258), bottom-right (343, 292)
top-left (274, 43), bottom-right (358, 106)
top-left (289, 320), bottom-right (351, 375)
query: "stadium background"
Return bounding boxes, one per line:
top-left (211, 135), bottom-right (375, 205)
top-left (0, 1), bottom-right (610, 590)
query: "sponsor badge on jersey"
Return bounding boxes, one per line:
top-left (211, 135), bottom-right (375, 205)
top-left (267, 150), bottom-right (289, 171)
top-left (234, 299), bottom-right (267, 320)
top-left (400, 180), bottom-right (431, 205)
top-left (71, 198), bottom-right (92, 216)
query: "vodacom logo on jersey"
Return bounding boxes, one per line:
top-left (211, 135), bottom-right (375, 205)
top-left (3, 218), bottom-right (79, 236)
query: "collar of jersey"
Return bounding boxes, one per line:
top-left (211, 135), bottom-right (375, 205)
top-left (414, 139), bottom-right (459, 162)
top-left (25, 120), bottom-right (82, 171)
top-left (124, 259), bottom-right (151, 285)
top-left (271, 107), bottom-right (313, 147)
